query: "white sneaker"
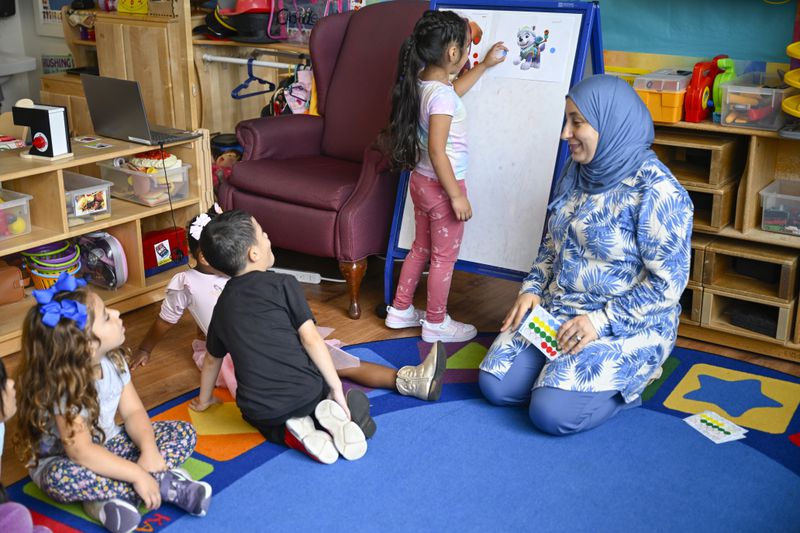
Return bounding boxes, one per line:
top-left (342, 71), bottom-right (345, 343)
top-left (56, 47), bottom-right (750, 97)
top-left (385, 305), bottom-right (426, 329)
top-left (421, 315), bottom-right (477, 343)
top-left (285, 415), bottom-right (339, 465)
top-left (315, 399), bottom-right (367, 461)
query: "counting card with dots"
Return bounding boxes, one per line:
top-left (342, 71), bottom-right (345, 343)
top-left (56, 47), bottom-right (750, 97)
top-left (518, 306), bottom-right (563, 360)
top-left (684, 411), bottom-right (748, 444)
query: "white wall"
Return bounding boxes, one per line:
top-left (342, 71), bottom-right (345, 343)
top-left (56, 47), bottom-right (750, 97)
top-left (0, 0), bottom-right (29, 112)
top-left (18, 0), bottom-right (71, 96)
top-left (0, 0), bottom-right (70, 112)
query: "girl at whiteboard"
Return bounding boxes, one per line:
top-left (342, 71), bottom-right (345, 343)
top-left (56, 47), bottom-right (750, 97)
top-left (382, 10), bottom-right (507, 343)
top-left (479, 75), bottom-right (693, 435)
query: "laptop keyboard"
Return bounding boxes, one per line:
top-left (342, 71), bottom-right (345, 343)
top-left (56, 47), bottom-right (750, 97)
top-left (149, 131), bottom-right (183, 143)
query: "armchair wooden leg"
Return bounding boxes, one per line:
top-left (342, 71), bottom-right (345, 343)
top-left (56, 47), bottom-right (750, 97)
top-left (339, 259), bottom-right (367, 319)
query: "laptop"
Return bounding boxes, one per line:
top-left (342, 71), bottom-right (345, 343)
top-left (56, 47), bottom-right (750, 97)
top-left (81, 75), bottom-right (201, 146)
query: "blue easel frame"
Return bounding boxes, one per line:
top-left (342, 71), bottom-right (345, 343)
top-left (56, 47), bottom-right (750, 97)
top-left (382, 0), bottom-right (604, 307)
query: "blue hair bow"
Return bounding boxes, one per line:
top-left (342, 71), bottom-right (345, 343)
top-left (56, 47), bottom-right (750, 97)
top-left (32, 272), bottom-right (88, 329)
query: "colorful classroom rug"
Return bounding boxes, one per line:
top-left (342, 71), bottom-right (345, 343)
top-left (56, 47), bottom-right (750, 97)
top-left (10, 335), bottom-right (800, 532)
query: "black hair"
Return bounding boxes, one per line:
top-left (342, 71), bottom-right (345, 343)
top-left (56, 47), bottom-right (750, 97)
top-left (186, 205), bottom-right (223, 258)
top-left (199, 210), bottom-right (259, 277)
top-left (382, 10), bottom-right (469, 171)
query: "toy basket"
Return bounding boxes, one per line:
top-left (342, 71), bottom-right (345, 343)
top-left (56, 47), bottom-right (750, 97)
top-left (26, 244), bottom-right (81, 271)
top-left (21, 241), bottom-right (80, 271)
top-left (30, 260), bottom-right (82, 290)
top-left (22, 241), bottom-right (84, 289)
top-left (21, 241), bottom-right (71, 264)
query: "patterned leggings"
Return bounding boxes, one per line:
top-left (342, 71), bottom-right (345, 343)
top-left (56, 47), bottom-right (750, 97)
top-left (393, 171), bottom-right (467, 323)
top-left (38, 420), bottom-right (196, 504)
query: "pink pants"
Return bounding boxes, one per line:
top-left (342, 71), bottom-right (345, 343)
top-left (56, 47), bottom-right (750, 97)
top-left (393, 171), bottom-right (466, 323)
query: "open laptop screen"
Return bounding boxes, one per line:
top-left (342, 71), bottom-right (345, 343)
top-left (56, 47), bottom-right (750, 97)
top-left (81, 75), bottom-right (153, 142)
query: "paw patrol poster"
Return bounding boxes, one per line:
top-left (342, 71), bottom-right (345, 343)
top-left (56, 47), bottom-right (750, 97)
top-left (486, 12), bottom-right (579, 83)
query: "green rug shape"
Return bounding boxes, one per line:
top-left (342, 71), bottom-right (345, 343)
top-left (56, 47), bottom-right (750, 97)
top-left (641, 356), bottom-right (680, 402)
top-left (23, 457), bottom-right (214, 524)
top-left (446, 342), bottom-right (488, 369)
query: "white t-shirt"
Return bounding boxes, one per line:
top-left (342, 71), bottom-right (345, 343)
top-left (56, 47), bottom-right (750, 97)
top-left (414, 80), bottom-right (469, 181)
top-left (30, 356), bottom-right (131, 486)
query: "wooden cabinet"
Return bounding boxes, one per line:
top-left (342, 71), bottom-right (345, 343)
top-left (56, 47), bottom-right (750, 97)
top-left (95, 11), bottom-right (196, 130)
top-left (43, 6), bottom-right (198, 134)
top-left (658, 121), bottom-right (800, 363)
top-left (39, 73), bottom-right (92, 137)
top-left (0, 132), bottom-right (213, 357)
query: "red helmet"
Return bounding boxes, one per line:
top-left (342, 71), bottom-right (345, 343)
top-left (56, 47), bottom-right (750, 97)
top-left (218, 0), bottom-right (271, 15)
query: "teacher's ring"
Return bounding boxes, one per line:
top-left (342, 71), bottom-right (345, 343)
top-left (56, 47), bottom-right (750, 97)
top-left (575, 335), bottom-right (583, 342)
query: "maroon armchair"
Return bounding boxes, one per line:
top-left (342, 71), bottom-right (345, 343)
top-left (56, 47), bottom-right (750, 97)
top-left (218, 0), bottom-right (428, 319)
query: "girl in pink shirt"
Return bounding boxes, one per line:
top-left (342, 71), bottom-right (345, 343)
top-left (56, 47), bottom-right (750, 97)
top-left (383, 10), bottom-right (506, 343)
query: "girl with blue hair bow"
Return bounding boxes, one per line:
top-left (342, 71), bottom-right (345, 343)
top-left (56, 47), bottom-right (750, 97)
top-left (479, 75), bottom-right (693, 435)
top-left (15, 273), bottom-right (213, 532)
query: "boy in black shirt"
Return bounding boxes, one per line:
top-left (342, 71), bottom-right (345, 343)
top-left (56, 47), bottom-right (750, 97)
top-left (190, 210), bottom-right (445, 464)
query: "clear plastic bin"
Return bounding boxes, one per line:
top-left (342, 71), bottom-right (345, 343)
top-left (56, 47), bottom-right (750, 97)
top-left (759, 180), bottom-right (800, 236)
top-left (0, 188), bottom-right (33, 241)
top-left (98, 160), bottom-right (191, 207)
top-left (63, 171), bottom-right (112, 227)
top-left (633, 69), bottom-right (692, 123)
top-left (720, 72), bottom-right (796, 131)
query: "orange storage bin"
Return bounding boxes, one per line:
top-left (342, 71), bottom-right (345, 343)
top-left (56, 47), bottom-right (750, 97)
top-left (634, 69), bottom-right (692, 123)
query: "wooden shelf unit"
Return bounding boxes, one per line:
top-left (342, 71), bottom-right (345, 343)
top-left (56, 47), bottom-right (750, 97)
top-left (657, 120), bottom-right (800, 363)
top-left (0, 132), bottom-right (213, 357)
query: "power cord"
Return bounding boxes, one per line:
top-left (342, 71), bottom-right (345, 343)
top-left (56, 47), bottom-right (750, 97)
top-left (158, 141), bottom-right (179, 233)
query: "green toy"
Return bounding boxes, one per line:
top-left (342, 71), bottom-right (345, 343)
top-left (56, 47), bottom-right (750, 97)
top-left (712, 57), bottom-right (736, 111)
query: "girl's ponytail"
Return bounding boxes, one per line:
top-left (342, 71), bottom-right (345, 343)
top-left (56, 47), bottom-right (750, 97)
top-left (386, 36), bottom-right (425, 170)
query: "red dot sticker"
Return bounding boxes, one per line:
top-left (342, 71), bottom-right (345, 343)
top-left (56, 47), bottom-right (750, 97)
top-left (473, 53), bottom-right (478, 58)
top-left (473, 61), bottom-right (479, 66)
top-left (541, 341), bottom-right (548, 350)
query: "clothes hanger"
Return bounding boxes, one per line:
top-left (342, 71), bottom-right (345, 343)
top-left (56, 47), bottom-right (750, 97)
top-left (231, 57), bottom-right (276, 100)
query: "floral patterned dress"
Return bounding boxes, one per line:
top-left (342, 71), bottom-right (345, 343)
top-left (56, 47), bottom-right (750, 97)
top-left (480, 157), bottom-right (693, 402)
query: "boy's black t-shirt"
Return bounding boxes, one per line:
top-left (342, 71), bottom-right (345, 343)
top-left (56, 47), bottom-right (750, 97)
top-left (206, 270), bottom-right (323, 421)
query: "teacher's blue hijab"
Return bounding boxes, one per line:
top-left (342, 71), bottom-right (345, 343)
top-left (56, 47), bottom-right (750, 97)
top-left (549, 74), bottom-right (655, 210)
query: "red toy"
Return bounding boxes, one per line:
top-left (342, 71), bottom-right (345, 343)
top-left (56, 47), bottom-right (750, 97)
top-left (142, 227), bottom-right (189, 277)
top-left (684, 56), bottom-right (726, 123)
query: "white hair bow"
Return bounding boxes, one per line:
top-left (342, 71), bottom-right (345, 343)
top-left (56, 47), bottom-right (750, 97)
top-left (189, 213), bottom-right (212, 241)
top-left (212, 202), bottom-right (223, 214)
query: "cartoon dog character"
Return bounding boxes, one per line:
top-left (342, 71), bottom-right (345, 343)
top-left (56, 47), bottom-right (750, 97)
top-left (513, 26), bottom-right (549, 70)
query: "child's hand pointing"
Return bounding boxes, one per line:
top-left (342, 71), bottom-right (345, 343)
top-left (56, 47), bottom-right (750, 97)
top-left (483, 42), bottom-right (508, 67)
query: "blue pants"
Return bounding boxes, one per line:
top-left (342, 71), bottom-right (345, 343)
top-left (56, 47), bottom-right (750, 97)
top-left (479, 344), bottom-right (641, 435)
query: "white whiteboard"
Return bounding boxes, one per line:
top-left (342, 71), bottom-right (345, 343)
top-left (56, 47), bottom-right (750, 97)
top-left (397, 8), bottom-right (583, 273)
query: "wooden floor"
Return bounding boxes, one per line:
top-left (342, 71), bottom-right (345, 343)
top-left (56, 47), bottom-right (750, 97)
top-left (2, 255), bottom-right (799, 486)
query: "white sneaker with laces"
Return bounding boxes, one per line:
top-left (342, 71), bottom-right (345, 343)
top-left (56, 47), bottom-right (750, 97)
top-left (421, 315), bottom-right (477, 343)
top-left (385, 305), bottom-right (426, 329)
